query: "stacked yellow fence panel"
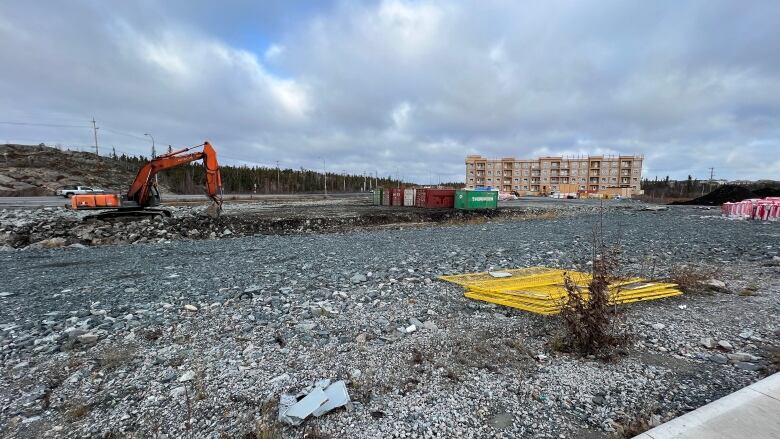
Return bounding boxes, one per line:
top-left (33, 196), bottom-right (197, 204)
top-left (440, 267), bottom-right (682, 315)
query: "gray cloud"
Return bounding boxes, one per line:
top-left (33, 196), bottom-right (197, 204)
top-left (1, 0), bottom-right (778, 183)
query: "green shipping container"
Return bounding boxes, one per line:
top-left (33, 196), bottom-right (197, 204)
top-left (454, 190), bottom-right (498, 210)
top-left (373, 189), bottom-right (383, 205)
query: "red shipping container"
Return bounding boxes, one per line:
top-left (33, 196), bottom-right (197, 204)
top-left (415, 188), bottom-right (455, 208)
top-left (389, 188), bottom-right (404, 206)
top-left (415, 189), bottom-right (427, 207)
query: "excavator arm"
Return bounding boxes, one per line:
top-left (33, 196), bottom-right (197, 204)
top-left (127, 141), bottom-right (223, 210)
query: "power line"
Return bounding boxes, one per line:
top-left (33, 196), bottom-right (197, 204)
top-left (0, 121), bottom-right (91, 128)
top-left (99, 127), bottom-right (149, 141)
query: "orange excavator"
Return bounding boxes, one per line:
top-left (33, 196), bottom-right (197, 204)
top-left (70, 141), bottom-right (223, 219)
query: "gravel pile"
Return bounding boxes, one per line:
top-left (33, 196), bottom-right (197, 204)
top-left (0, 207), bottom-right (778, 438)
top-left (0, 201), bottom-right (606, 250)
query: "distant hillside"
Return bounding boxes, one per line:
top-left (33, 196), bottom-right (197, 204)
top-left (0, 143), bottom-right (408, 196)
top-left (0, 144), bottom-right (139, 196)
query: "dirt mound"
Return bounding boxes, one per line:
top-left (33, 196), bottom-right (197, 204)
top-left (0, 144), bottom-right (143, 196)
top-left (671, 185), bottom-right (768, 206)
top-left (752, 187), bottom-right (780, 198)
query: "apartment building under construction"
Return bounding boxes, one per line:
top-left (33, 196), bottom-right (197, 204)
top-left (465, 154), bottom-right (643, 196)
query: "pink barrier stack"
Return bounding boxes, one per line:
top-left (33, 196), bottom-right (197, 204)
top-left (721, 197), bottom-right (780, 220)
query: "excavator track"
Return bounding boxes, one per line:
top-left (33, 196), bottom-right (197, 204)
top-left (83, 208), bottom-right (172, 221)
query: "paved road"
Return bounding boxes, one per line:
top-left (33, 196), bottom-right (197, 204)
top-left (0, 192), bottom-right (368, 209)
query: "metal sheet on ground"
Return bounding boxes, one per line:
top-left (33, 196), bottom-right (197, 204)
top-left (441, 267), bottom-right (682, 315)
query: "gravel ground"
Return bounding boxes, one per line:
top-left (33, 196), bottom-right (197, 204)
top-left (1, 206), bottom-right (779, 438)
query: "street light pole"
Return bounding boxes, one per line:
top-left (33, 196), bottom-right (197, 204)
top-left (342, 169), bottom-right (346, 192)
top-left (144, 133), bottom-right (156, 158)
top-left (144, 133), bottom-right (157, 185)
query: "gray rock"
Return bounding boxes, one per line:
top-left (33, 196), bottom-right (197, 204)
top-left (178, 370), bottom-right (195, 382)
top-left (160, 369), bottom-right (177, 383)
top-left (350, 274), bottom-right (367, 284)
top-left (700, 337), bottom-right (716, 349)
top-left (170, 386), bottom-right (187, 398)
top-left (651, 323), bottom-right (665, 330)
top-left (709, 354), bottom-right (728, 364)
top-left (717, 340), bottom-right (733, 351)
top-left (738, 329), bottom-right (754, 339)
top-left (77, 333), bottom-right (98, 344)
top-left (705, 279), bottom-right (726, 289)
top-left (734, 362), bottom-right (762, 372)
top-left (489, 413), bottom-right (514, 429)
top-left (726, 352), bottom-right (758, 362)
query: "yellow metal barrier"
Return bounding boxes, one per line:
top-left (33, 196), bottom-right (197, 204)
top-left (441, 267), bottom-right (682, 315)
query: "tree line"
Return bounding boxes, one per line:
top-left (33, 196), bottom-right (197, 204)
top-left (108, 151), bottom-right (407, 194)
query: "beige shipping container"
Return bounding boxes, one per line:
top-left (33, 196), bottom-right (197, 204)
top-left (403, 188), bottom-right (416, 206)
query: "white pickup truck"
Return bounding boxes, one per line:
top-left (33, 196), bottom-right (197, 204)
top-left (55, 185), bottom-right (105, 197)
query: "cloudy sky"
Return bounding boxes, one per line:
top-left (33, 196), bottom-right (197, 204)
top-left (1, 0), bottom-right (778, 183)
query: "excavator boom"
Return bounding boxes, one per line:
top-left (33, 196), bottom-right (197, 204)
top-left (71, 141), bottom-right (223, 217)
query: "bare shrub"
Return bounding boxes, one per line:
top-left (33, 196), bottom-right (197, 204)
top-left (615, 416), bottom-right (651, 438)
top-left (96, 343), bottom-right (137, 370)
top-left (667, 265), bottom-right (715, 294)
top-left (65, 399), bottom-right (90, 421)
top-left (557, 206), bottom-right (628, 356)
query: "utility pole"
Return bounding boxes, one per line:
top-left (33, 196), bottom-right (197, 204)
top-left (708, 167), bottom-right (714, 193)
top-left (276, 160), bottom-right (280, 193)
top-left (91, 118), bottom-right (99, 157)
top-left (363, 172), bottom-right (367, 192)
top-left (342, 170), bottom-right (346, 192)
top-left (323, 159), bottom-right (328, 196)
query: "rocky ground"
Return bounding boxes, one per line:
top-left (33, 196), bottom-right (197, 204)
top-left (0, 205), bottom-right (778, 438)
